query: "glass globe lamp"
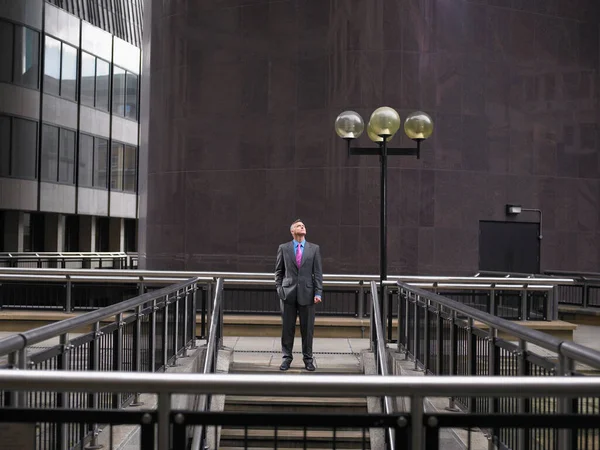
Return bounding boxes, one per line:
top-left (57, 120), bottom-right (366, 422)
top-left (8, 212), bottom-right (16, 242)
top-left (369, 107), bottom-right (401, 138)
top-left (404, 111), bottom-right (434, 141)
top-left (334, 111), bottom-right (364, 139)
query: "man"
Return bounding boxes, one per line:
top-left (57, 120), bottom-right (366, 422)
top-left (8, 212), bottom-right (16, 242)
top-left (274, 219), bottom-right (323, 371)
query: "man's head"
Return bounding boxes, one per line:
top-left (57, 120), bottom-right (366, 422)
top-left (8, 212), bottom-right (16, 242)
top-left (290, 219), bottom-right (306, 241)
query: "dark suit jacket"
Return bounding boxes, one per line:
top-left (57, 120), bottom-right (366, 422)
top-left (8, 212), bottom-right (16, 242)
top-left (275, 241), bottom-right (323, 306)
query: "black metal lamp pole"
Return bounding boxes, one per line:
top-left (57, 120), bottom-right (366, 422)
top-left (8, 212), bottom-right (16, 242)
top-left (347, 138), bottom-right (422, 288)
top-left (336, 108), bottom-right (432, 343)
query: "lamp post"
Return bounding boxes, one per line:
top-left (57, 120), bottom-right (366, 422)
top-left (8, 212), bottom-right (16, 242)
top-left (334, 107), bottom-right (434, 320)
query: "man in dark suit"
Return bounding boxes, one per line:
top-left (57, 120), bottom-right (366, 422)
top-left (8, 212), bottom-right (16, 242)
top-left (275, 219), bottom-right (323, 371)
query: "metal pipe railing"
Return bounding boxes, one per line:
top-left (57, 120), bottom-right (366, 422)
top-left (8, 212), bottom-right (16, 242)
top-left (369, 281), bottom-right (395, 450)
top-left (0, 370), bottom-right (598, 398)
top-left (0, 277), bottom-right (200, 356)
top-left (0, 267), bottom-right (575, 285)
top-left (396, 280), bottom-right (600, 369)
top-left (191, 278), bottom-right (224, 450)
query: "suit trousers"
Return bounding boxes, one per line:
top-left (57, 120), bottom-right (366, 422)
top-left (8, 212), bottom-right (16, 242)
top-left (280, 298), bottom-right (315, 362)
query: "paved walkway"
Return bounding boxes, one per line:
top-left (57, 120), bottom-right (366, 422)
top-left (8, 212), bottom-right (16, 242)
top-left (224, 336), bottom-right (369, 372)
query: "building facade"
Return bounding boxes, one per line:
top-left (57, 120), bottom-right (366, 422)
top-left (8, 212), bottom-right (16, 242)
top-left (140, 0), bottom-right (600, 276)
top-left (0, 0), bottom-right (142, 253)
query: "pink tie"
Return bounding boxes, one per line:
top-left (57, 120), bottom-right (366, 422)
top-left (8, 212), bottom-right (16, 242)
top-left (296, 244), bottom-right (302, 268)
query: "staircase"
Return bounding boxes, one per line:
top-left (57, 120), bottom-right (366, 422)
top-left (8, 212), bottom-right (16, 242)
top-left (219, 338), bottom-right (372, 449)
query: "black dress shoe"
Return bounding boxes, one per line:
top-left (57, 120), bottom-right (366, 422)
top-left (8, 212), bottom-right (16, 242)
top-left (304, 361), bottom-right (316, 371)
top-left (280, 359), bottom-right (292, 371)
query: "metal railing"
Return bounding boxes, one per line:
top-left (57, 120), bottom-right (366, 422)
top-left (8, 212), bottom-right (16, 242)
top-left (478, 269), bottom-right (600, 309)
top-left (191, 277), bottom-right (224, 450)
top-left (0, 371), bottom-right (599, 450)
top-left (0, 252), bottom-right (138, 269)
top-left (544, 270), bottom-right (600, 309)
top-left (0, 267), bottom-right (571, 319)
top-left (396, 280), bottom-right (600, 450)
top-left (369, 281), bottom-right (395, 449)
top-left (0, 277), bottom-right (200, 450)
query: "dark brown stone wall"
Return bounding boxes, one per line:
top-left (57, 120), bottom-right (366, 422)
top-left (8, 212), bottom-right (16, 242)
top-left (139, 0), bottom-right (600, 275)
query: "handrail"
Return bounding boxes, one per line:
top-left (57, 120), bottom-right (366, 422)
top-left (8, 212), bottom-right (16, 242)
top-left (191, 278), bottom-right (224, 450)
top-left (0, 272), bottom-right (558, 290)
top-left (0, 277), bottom-right (200, 356)
top-left (397, 281), bottom-right (600, 367)
top-left (369, 281), bottom-right (395, 450)
top-left (398, 281), bottom-right (565, 351)
top-left (0, 267), bottom-right (575, 285)
top-left (1, 370), bottom-right (599, 397)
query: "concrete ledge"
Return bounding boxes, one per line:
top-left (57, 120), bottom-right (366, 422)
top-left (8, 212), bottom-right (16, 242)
top-left (558, 305), bottom-right (600, 326)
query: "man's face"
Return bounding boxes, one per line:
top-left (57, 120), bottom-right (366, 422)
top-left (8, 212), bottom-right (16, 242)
top-left (291, 222), bottom-right (307, 238)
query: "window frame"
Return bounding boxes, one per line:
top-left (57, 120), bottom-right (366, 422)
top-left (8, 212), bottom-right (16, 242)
top-left (78, 132), bottom-right (94, 188)
top-left (10, 116), bottom-right (38, 180)
top-left (0, 18), bottom-right (41, 90)
top-left (43, 35), bottom-right (79, 102)
top-left (112, 64), bottom-right (139, 122)
top-left (41, 122), bottom-right (77, 185)
top-left (0, 114), bottom-right (12, 177)
top-left (81, 51), bottom-right (111, 112)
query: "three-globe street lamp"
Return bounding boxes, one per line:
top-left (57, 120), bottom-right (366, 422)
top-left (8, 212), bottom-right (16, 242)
top-left (334, 107), bottom-right (434, 305)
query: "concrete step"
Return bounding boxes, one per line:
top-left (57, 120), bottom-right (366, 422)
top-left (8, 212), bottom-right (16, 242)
top-left (230, 362), bottom-right (362, 375)
top-left (225, 395), bottom-right (368, 414)
top-left (219, 428), bottom-right (370, 449)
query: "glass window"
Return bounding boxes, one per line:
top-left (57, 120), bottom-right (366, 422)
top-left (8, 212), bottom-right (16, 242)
top-left (94, 137), bottom-right (108, 188)
top-left (0, 116), bottom-right (10, 176)
top-left (13, 27), bottom-right (39, 89)
top-left (78, 133), bottom-right (93, 187)
top-left (41, 124), bottom-right (59, 182)
top-left (12, 118), bottom-right (37, 179)
top-left (0, 22), bottom-right (14, 83)
top-left (110, 142), bottom-right (123, 190)
top-left (95, 59), bottom-right (110, 111)
top-left (80, 52), bottom-right (95, 107)
top-left (61, 43), bottom-right (77, 101)
top-left (59, 128), bottom-right (75, 184)
top-left (125, 72), bottom-right (138, 120)
top-left (123, 145), bottom-right (137, 192)
top-left (44, 36), bottom-right (61, 96)
top-left (112, 66), bottom-right (126, 116)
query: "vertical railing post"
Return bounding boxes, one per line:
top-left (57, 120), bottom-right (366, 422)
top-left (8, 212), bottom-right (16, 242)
top-left (191, 284), bottom-right (198, 347)
top-left (397, 288), bottom-right (405, 353)
top-left (435, 304), bottom-right (443, 375)
top-left (558, 354), bottom-right (575, 450)
top-left (489, 287), bottom-right (496, 316)
top-left (59, 333), bottom-right (70, 450)
top-left (173, 289), bottom-right (180, 365)
top-left (411, 395), bottom-right (423, 450)
top-left (517, 338), bottom-right (529, 450)
top-left (150, 298), bottom-right (157, 372)
top-left (138, 276), bottom-right (145, 296)
top-left (65, 275), bottom-right (72, 313)
top-left (130, 305), bottom-right (144, 406)
top-left (446, 310), bottom-right (459, 412)
top-left (487, 326), bottom-right (497, 444)
top-left (113, 312), bottom-right (124, 408)
top-left (206, 282), bottom-right (214, 340)
top-left (15, 348), bottom-right (28, 407)
top-left (520, 286), bottom-right (528, 320)
top-left (163, 295), bottom-right (169, 368)
top-left (423, 299), bottom-right (430, 373)
top-left (413, 296), bottom-right (419, 370)
top-left (358, 283), bottom-right (365, 318)
top-left (88, 322), bottom-right (102, 448)
top-left (467, 317), bottom-right (476, 413)
top-left (182, 287), bottom-right (189, 357)
top-left (158, 392), bottom-right (171, 450)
